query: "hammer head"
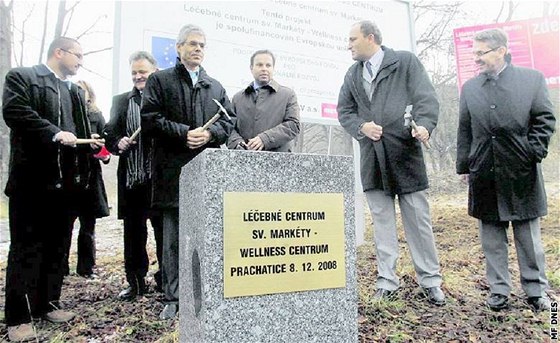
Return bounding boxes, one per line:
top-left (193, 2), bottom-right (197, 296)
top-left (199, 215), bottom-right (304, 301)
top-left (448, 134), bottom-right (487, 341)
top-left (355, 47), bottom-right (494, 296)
top-left (403, 105), bottom-right (413, 127)
top-left (212, 98), bottom-right (232, 121)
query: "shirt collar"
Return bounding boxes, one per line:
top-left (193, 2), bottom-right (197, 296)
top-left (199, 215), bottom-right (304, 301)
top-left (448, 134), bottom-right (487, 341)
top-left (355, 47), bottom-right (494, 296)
top-left (496, 62), bottom-right (508, 76)
top-left (44, 64), bottom-right (72, 89)
top-left (253, 81), bottom-right (265, 90)
top-left (187, 67), bottom-right (200, 83)
top-left (363, 49), bottom-right (384, 82)
top-left (248, 79), bottom-right (279, 93)
top-left (484, 63), bottom-right (508, 81)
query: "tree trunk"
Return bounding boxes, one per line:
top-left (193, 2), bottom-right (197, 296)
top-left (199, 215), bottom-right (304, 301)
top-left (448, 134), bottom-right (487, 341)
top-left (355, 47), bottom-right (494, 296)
top-left (54, 0), bottom-right (66, 38)
top-left (0, 0), bottom-right (14, 201)
top-left (38, 0), bottom-right (49, 64)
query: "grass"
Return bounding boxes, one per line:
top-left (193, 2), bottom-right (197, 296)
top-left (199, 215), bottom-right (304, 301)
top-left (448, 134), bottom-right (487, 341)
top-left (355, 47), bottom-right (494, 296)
top-left (0, 186), bottom-right (558, 342)
top-left (356, 186), bottom-right (559, 342)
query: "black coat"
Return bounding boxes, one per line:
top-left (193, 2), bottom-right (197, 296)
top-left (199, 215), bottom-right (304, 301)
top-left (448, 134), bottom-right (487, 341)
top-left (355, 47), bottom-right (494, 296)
top-left (82, 109), bottom-right (109, 218)
top-left (104, 89), bottom-right (152, 219)
top-left (141, 61), bottom-right (234, 209)
top-left (457, 64), bottom-right (556, 221)
top-left (338, 47), bottom-right (439, 195)
top-left (3, 64), bottom-right (93, 196)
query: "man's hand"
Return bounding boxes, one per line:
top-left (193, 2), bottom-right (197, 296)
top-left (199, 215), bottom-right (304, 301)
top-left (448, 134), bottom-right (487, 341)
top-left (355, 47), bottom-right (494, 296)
top-left (117, 136), bottom-right (136, 154)
top-left (459, 174), bottom-right (469, 183)
top-left (90, 133), bottom-right (105, 149)
top-left (360, 122), bottom-right (383, 141)
top-left (247, 136), bottom-right (264, 151)
top-left (187, 127), bottom-right (212, 149)
top-left (54, 131), bottom-right (78, 147)
top-left (411, 125), bottom-right (430, 142)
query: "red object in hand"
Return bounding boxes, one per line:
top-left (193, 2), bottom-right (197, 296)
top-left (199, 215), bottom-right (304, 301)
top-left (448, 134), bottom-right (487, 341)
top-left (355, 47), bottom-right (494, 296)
top-left (94, 146), bottom-right (111, 160)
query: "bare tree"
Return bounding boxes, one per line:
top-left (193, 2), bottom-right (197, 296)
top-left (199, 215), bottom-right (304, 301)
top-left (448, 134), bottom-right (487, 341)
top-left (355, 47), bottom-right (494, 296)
top-left (14, 3), bottom-right (35, 67)
top-left (494, 1), bottom-right (518, 22)
top-left (0, 0), bottom-right (14, 200)
top-left (0, 0), bottom-right (112, 200)
top-left (412, 1), bottom-right (465, 174)
top-left (37, 0), bottom-right (49, 64)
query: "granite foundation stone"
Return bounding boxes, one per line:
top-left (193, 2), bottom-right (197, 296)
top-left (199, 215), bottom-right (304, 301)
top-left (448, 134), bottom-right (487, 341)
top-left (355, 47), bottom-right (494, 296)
top-left (179, 149), bottom-right (357, 342)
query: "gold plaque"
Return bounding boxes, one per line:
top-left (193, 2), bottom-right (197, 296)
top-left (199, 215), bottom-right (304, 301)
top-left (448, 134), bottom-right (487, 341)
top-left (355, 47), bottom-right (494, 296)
top-left (223, 192), bottom-right (346, 298)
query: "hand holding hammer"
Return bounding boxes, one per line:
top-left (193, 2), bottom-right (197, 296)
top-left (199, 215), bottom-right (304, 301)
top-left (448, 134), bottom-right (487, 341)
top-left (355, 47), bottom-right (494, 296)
top-left (187, 99), bottom-right (232, 149)
top-left (404, 105), bottom-right (431, 149)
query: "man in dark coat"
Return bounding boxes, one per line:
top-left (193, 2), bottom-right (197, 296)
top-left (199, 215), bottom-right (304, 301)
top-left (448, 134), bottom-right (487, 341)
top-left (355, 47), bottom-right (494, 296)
top-left (141, 24), bottom-right (234, 319)
top-left (456, 28), bottom-right (556, 312)
top-left (104, 51), bottom-right (164, 301)
top-left (2, 37), bottom-right (103, 342)
top-left (338, 20), bottom-right (445, 305)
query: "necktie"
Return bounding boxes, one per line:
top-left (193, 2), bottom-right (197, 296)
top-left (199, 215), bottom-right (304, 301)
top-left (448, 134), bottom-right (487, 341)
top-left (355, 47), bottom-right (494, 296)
top-left (365, 61), bottom-right (374, 78)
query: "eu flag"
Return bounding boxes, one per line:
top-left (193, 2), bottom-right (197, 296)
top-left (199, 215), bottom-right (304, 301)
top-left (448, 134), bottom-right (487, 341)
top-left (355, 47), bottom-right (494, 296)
top-left (152, 36), bottom-right (177, 69)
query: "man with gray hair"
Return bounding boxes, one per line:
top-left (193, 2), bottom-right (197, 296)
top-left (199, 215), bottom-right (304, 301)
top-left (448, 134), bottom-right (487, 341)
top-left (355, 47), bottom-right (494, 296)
top-left (141, 24), bottom-right (234, 319)
top-left (337, 20), bottom-right (445, 305)
top-left (457, 28), bottom-right (555, 312)
top-left (105, 51), bottom-right (164, 301)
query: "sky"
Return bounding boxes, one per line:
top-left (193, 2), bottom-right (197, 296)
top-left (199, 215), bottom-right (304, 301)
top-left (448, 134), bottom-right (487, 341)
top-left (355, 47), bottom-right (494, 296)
top-left (7, 0), bottom-right (556, 120)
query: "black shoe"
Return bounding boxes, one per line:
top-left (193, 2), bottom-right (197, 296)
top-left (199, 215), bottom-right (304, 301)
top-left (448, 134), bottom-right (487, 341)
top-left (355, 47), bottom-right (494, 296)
top-left (118, 286), bottom-right (138, 301)
top-left (423, 286), bottom-right (446, 306)
top-left (373, 288), bottom-right (396, 301)
top-left (528, 295), bottom-right (551, 312)
top-left (159, 303), bottom-right (179, 320)
top-left (487, 293), bottom-right (509, 311)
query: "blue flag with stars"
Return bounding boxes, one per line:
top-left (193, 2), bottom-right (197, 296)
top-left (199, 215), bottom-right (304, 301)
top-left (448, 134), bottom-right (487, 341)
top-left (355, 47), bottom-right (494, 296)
top-left (152, 36), bottom-right (177, 69)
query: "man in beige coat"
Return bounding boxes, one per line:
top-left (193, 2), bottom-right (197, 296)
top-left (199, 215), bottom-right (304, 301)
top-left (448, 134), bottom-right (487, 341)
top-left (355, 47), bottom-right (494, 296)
top-left (228, 50), bottom-right (301, 152)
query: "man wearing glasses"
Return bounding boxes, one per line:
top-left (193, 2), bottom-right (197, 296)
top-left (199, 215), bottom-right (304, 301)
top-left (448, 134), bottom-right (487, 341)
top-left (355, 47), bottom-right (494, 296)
top-left (457, 28), bottom-right (556, 312)
top-left (3, 37), bottom-right (102, 341)
top-left (141, 24), bottom-right (234, 320)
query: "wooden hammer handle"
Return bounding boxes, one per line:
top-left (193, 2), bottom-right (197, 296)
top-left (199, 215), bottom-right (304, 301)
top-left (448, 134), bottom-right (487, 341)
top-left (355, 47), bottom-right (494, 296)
top-left (201, 113), bottom-right (221, 131)
top-left (75, 138), bottom-right (105, 145)
top-left (410, 121), bottom-right (431, 150)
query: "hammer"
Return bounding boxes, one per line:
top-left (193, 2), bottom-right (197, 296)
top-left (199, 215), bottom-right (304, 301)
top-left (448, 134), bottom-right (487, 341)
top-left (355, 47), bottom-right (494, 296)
top-left (75, 137), bottom-right (105, 145)
top-left (404, 105), bottom-right (431, 149)
top-left (200, 99), bottom-right (232, 131)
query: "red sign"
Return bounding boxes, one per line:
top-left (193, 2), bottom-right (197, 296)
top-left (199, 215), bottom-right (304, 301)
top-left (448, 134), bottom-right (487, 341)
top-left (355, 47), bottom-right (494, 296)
top-left (453, 16), bottom-right (559, 90)
top-left (321, 103), bottom-right (338, 119)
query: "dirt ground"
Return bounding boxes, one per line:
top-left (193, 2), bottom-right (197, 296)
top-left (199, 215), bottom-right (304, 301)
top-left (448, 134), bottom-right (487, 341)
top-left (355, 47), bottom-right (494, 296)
top-left (0, 183), bottom-right (558, 342)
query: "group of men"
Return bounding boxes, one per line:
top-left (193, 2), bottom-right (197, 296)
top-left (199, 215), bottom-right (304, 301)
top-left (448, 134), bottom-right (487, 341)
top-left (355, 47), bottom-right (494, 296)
top-left (2, 24), bottom-right (301, 341)
top-left (2, 19), bottom-right (555, 343)
top-left (338, 21), bottom-right (555, 313)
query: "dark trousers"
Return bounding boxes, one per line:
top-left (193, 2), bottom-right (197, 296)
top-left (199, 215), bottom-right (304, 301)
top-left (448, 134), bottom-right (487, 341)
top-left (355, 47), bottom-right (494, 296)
top-left (162, 208), bottom-right (179, 303)
top-left (123, 185), bottom-right (163, 287)
top-left (5, 190), bottom-right (72, 326)
top-left (63, 214), bottom-right (96, 275)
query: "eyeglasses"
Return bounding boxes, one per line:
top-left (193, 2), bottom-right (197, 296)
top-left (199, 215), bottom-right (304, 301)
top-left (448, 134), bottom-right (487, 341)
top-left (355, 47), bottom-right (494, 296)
top-left (182, 41), bottom-right (206, 49)
top-left (472, 47), bottom-right (499, 57)
top-left (60, 48), bottom-right (83, 60)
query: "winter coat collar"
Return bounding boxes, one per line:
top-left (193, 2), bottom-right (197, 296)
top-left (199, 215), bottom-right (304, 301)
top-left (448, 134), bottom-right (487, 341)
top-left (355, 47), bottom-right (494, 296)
top-left (174, 58), bottom-right (212, 88)
top-left (350, 46), bottom-right (399, 105)
top-left (243, 79), bottom-right (280, 94)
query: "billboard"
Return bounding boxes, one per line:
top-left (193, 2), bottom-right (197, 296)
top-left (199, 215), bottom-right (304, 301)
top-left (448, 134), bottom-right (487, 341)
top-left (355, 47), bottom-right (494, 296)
top-left (453, 16), bottom-right (559, 90)
top-left (112, 1), bottom-right (414, 121)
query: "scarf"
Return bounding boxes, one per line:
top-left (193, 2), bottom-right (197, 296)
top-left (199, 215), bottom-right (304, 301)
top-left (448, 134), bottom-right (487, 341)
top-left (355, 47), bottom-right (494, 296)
top-left (125, 97), bottom-right (150, 189)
